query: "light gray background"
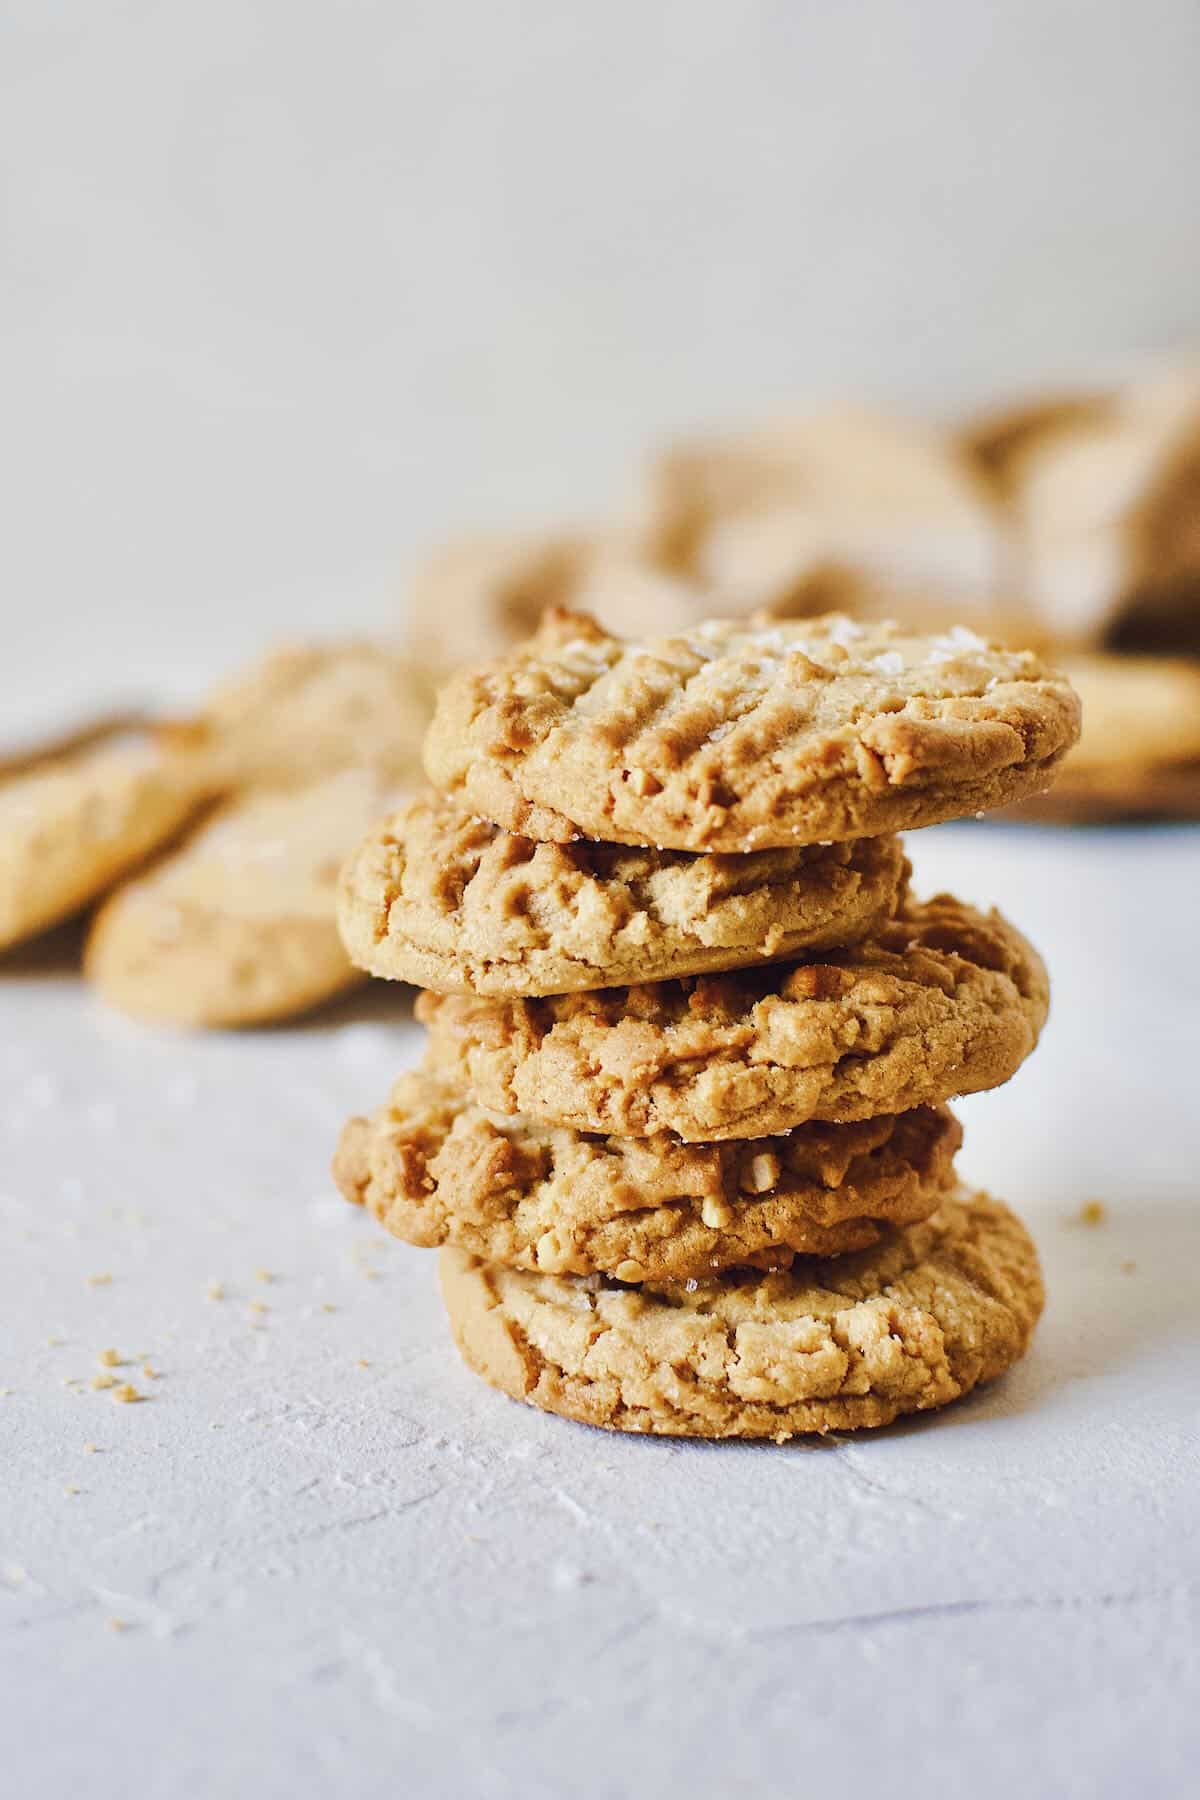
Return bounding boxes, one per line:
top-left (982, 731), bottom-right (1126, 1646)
top-left (3, 0), bottom-right (1199, 713)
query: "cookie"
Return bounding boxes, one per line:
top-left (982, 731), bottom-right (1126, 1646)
top-left (337, 791), bottom-right (908, 996)
top-left (644, 410), bottom-right (1003, 622)
top-left (968, 365), bottom-right (1200, 652)
top-left (962, 391), bottom-right (1113, 494)
top-left (638, 409), bottom-right (1000, 592)
top-left (1007, 758), bottom-right (1200, 823)
top-left (195, 640), bottom-right (433, 789)
top-left (418, 894), bottom-right (1048, 1140)
top-left (85, 769), bottom-right (406, 1026)
top-left (0, 730), bottom-right (208, 952)
top-left (334, 1067), bottom-right (960, 1279)
top-left (402, 531), bottom-right (706, 672)
top-left (1057, 652), bottom-right (1200, 771)
top-left (423, 609), bottom-right (1080, 850)
top-left (439, 1186), bottom-right (1043, 1438)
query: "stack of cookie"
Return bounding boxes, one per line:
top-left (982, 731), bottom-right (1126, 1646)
top-left (334, 609), bottom-right (1080, 1438)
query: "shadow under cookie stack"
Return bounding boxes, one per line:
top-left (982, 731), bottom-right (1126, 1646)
top-left (334, 610), bottom-right (1080, 1440)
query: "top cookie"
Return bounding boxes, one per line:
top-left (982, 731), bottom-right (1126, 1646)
top-left (422, 609), bottom-right (1080, 849)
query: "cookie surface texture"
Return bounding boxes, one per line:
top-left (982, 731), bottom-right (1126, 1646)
top-left (417, 894), bottom-right (1049, 1140)
top-left (422, 609), bottom-right (1080, 849)
top-left (338, 791), bottom-right (908, 994)
top-left (334, 1068), bottom-right (960, 1279)
top-left (439, 1187), bottom-right (1044, 1437)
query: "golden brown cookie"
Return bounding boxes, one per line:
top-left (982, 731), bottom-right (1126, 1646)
top-left (968, 365), bottom-right (1200, 652)
top-left (337, 791), bottom-right (908, 995)
top-left (0, 730), bottom-right (208, 952)
top-left (418, 894), bottom-right (1048, 1141)
top-left (439, 1186), bottom-right (1044, 1438)
top-left (334, 1067), bottom-right (960, 1280)
top-left (85, 769), bottom-right (406, 1026)
top-left (422, 609), bottom-right (1080, 850)
top-left (1007, 759), bottom-right (1200, 823)
top-left (637, 408), bottom-right (1002, 610)
top-left (194, 640), bottom-right (433, 789)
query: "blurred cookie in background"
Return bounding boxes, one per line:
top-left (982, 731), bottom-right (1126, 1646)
top-left (964, 362), bottom-right (1200, 654)
top-left (80, 638), bottom-right (434, 1022)
top-left (633, 407), bottom-right (1007, 629)
top-left (400, 529), bottom-right (706, 672)
top-left (192, 638), bottom-right (434, 789)
top-left (1, 724), bottom-right (212, 953)
top-left (86, 768), bottom-right (411, 1026)
top-left (1000, 652), bottom-right (1200, 821)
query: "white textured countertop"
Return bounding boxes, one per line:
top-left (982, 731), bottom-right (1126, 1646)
top-left (3, 820), bottom-right (1198, 1800)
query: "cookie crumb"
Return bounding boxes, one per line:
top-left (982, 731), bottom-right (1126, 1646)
top-left (206, 1281), bottom-right (225, 1301)
top-left (63, 1484), bottom-right (81, 1497)
top-left (112, 1383), bottom-right (145, 1404)
top-left (84, 1443), bottom-right (101, 1454)
top-left (254, 1269), bottom-right (274, 1284)
top-left (85, 1273), bottom-right (112, 1287)
top-left (320, 1303), bottom-right (337, 1314)
top-left (97, 1348), bottom-right (121, 1367)
top-left (90, 1373), bottom-right (116, 1391)
top-left (248, 1300), bottom-right (269, 1314)
top-left (1079, 1199), bottom-right (1107, 1227)
top-left (1121, 1259), bottom-right (1137, 1275)
top-left (141, 1364), bottom-right (161, 1380)
top-left (46, 1335), bottom-right (65, 1348)
top-left (106, 1617), bottom-right (129, 1633)
top-left (355, 1358), bottom-right (370, 1369)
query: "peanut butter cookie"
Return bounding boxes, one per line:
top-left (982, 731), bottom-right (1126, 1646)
top-left (334, 1067), bottom-right (960, 1280)
top-left (422, 609), bottom-right (1080, 849)
top-left (0, 730), bottom-right (208, 952)
top-left (337, 791), bottom-right (907, 995)
top-left (195, 640), bottom-right (433, 789)
top-left (439, 1186), bottom-right (1044, 1437)
top-left (418, 894), bottom-right (1048, 1140)
top-left (86, 769), bottom-right (406, 1026)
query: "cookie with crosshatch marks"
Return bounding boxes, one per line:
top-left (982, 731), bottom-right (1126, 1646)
top-left (438, 1186), bottom-right (1043, 1438)
top-left (417, 893), bottom-right (1049, 1142)
top-left (334, 1067), bottom-right (960, 1280)
top-left (422, 609), bottom-right (1080, 850)
top-left (337, 789), bottom-right (907, 995)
